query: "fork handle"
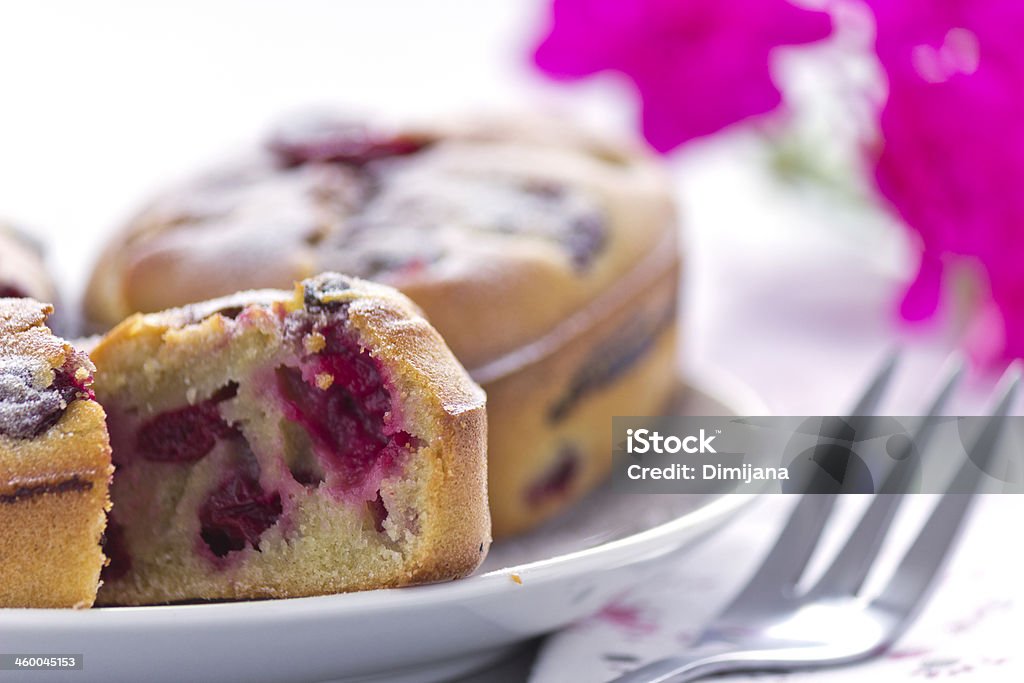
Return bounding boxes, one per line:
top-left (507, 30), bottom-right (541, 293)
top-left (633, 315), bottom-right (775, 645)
top-left (611, 644), bottom-right (793, 683)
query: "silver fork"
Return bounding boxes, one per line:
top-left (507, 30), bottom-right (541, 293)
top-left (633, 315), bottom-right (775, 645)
top-left (612, 355), bottom-right (1021, 683)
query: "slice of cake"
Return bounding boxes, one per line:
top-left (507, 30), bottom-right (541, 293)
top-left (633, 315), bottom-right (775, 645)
top-left (92, 273), bottom-right (489, 605)
top-left (0, 298), bottom-right (112, 608)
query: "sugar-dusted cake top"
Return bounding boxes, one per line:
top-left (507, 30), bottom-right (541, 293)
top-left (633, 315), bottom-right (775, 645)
top-left (0, 298), bottom-right (95, 440)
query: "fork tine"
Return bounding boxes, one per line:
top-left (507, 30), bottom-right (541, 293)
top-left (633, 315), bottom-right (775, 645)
top-left (849, 348), bottom-right (901, 416)
top-left (872, 367), bottom-right (1020, 624)
top-left (721, 352), bottom-right (900, 609)
top-left (806, 360), bottom-right (964, 599)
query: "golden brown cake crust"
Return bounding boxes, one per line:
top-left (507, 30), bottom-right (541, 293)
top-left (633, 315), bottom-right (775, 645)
top-left (0, 298), bottom-right (113, 608)
top-left (92, 274), bottom-right (489, 604)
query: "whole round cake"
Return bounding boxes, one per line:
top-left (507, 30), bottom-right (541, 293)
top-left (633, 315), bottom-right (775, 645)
top-left (84, 113), bottom-right (681, 536)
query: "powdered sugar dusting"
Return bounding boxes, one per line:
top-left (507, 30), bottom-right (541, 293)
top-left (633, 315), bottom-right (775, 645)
top-left (0, 356), bottom-right (63, 439)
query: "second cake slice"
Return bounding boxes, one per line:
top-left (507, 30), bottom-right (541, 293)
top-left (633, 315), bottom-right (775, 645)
top-left (93, 273), bottom-right (489, 605)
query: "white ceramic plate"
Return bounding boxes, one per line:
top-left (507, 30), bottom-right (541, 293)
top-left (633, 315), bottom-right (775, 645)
top-left (0, 373), bottom-right (763, 683)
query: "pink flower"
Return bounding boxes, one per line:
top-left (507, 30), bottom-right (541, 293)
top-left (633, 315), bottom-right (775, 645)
top-left (867, 0), bottom-right (1024, 362)
top-left (533, 0), bottom-right (832, 152)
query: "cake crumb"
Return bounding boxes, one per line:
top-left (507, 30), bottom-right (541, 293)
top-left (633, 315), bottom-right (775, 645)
top-left (304, 332), bottom-right (327, 354)
top-left (315, 372), bottom-right (334, 391)
top-left (510, 573), bottom-right (523, 585)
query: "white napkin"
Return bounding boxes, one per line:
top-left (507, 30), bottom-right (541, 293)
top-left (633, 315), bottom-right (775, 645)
top-left (529, 496), bottom-right (1024, 682)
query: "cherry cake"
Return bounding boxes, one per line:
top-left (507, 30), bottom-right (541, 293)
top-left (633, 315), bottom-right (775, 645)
top-left (91, 273), bottom-right (489, 604)
top-left (0, 298), bottom-right (112, 608)
top-left (84, 112), bottom-right (680, 536)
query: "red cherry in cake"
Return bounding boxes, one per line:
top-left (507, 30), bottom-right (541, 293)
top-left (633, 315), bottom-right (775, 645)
top-left (199, 457), bottom-right (283, 558)
top-left (526, 445), bottom-right (580, 505)
top-left (0, 284), bottom-right (27, 298)
top-left (0, 359), bottom-right (93, 439)
top-left (276, 324), bottom-right (417, 497)
top-left (50, 363), bottom-right (96, 403)
top-left (268, 113), bottom-right (428, 168)
top-left (136, 383), bottom-right (239, 462)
